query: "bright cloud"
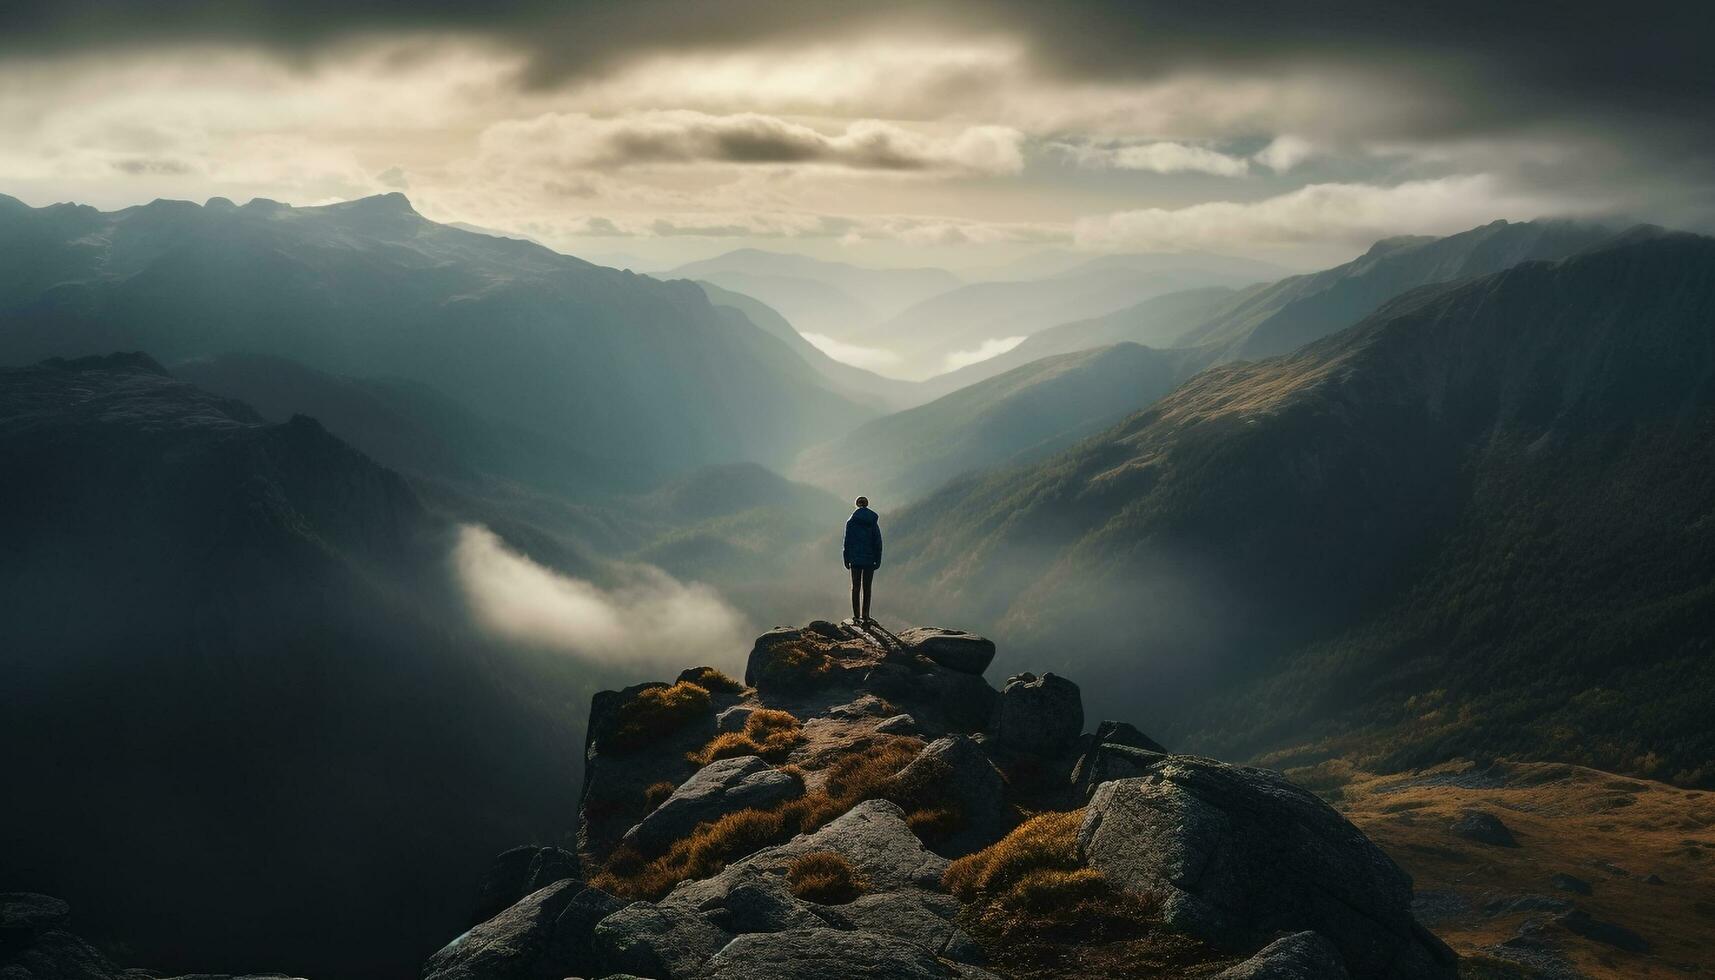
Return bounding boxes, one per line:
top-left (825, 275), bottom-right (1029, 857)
top-left (1053, 140), bottom-right (1251, 177)
top-left (942, 336), bottom-right (1027, 372)
top-left (801, 332), bottom-right (903, 371)
top-left (1253, 135), bottom-right (1317, 171)
top-left (452, 523), bottom-right (749, 670)
top-left (1074, 176), bottom-right (1594, 250)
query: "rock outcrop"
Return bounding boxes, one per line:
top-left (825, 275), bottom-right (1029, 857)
top-left (1215, 931), bottom-right (1348, 979)
top-left (469, 845), bottom-right (582, 926)
top-left (990, 672), bottom-right (1083, 752)
top-left (1077, 758), bottom-right (1457, 979)
top-left (622, 755), bottom-right (803, 855)
top-left (424, 879), bottom-right (623, 980)
top-left (429, 621), bottom-right (1456, 980)
top-left (894, 627), bottom-right (996, 675)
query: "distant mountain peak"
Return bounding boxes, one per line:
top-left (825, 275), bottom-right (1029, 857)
top-left (318, 191), bottom-right (421, 218)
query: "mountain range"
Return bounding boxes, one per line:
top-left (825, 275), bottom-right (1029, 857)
top-left (890, 231), bottom-right (1715, 786)
top-left (0, 192), bottom-right (870, 470)
top-left (800, 219), bottom-right (1624, 505)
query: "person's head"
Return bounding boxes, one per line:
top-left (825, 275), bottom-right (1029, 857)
top-left (855, 496), bottom-right (869, 509)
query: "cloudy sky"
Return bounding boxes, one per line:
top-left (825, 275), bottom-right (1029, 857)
top-left (2, 0), bottom-right (1707, 268)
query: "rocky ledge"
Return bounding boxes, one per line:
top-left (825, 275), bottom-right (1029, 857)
top-left (426, 621), bottom-right (1458, 980)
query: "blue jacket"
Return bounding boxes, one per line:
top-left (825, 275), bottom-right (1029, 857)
top-left (843, 507), bottom-right (882, 569)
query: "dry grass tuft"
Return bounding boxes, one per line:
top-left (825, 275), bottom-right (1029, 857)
top-left (680, 666), bottom-right (744, 694)
top-left (751, 640), bottom-right (834, 692)
top-left (787, 851), bottom-right (869, 904)
top-left (643, 780), bottom-right (676, 812)
top-left (688, 708), bottom-right (805, 765)
top-left (592, 736), bottom-right (925, 900)
top-left (608, 681), bottom-right (712, 752)
top-left (945, 810), bottom-right (1154, 939)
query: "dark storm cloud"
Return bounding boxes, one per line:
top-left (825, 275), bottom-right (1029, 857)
top-left (4, 0), bottom-right (1709, 222)
top-left (4, 0), bottom-right (1706, 133)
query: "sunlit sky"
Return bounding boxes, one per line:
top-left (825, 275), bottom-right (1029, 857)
top-left (2, 0), bottom-right (1708, 270)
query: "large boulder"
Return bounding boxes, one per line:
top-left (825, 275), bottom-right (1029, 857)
top-left (704, 927), bottom-right (962, 980)
top-left (590, 803), bottom-right (951, 979)
top-left (578, 680), bottom-right (717, 863)
top-left (891, 735), bottom-right (1009, 855)
top-left (1078, 758), bottom-right (1456, 980)
top-left (621, 756), bottom-right (803, 855)
top-left (469, 845), bottom-right (580, 926)
top-left (680, 799), bottom-right (949, 905)
top-left (590, 900), bottom-right (734, 979)
top-left (0, 894), bottom-right (118, 980)
top-left (1092, 720), bottom-right (1167, 754)
top-left (424, 879), bottom-right (621, 980)
top-left (853, 656), bottom-right (999, 736)
top-left (2, 893), bottom-right (72, 934)
top-left (1071, 741), bottom-right (1168, 801)
top-left (1216, 931), bottom-right (1348, 979)
top-left (895, 628), bottom-right (995, 676)
top-left (820, 890), bottom-right (984, 964)
top-left (990, 672), bottom-right (1083, 753)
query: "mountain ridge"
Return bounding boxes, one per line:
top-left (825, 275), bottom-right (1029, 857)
top-left (891, 231), bottom-right (1715, 786)
top-left (0, 192), bottom-right (872, 471)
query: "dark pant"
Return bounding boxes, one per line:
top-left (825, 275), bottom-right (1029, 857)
top-left (850, 565), bottom-right (875, 621)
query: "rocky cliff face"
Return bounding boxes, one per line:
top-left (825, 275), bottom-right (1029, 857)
top-left (428, 622), bottom-right (1458, 979)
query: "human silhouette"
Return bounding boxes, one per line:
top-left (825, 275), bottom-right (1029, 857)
top-left (843, 496), bottom-right (882, 623)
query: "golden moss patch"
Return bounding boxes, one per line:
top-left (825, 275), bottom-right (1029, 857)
top-left (751, 640), bottom-right (834, 692)
top-left (680, 666), bottom-right (744, 694)
top-left (608, 682), bottom-right (712, 752)
top-left (945, 810), bottom-right (1153, 939)
top-left (688, 708), bottom-right (805, 765)
top-left (787, 851), bottom-right (869, 904)
top-left (593, 736), bottom-right (924, 900)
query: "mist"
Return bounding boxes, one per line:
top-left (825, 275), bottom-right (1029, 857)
top-left (944, 336), bottom-right (1026, 372)
top-left (453, 523), bottom-right (751, 672)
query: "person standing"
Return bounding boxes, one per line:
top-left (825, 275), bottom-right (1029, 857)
top-left (843, 496), bottom-right (882, 623)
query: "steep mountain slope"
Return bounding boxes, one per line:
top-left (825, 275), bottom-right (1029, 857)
top-left (694, 281), bottom-right (921, 412)
top-left (795, 343), bottom-right (1213, 504)
top-left (171, 346), bottom-right (857, 628)
top-left (1180, 219), bottom-right (1621, 360)
top-left (0, 354), bottom-right (610, 979)
top-left (175, 351), bottom-right (654, 496)
top-left (630, 461), bottom-right (843, 580)
top-left (831, 220), bottom-right (1632, 502)
top-left (914, 286), bottom-right (1236, 399)
top-left (0, 193), bottom-right (869, 470)
top-left (891, 233), bottom-right (1715, 785)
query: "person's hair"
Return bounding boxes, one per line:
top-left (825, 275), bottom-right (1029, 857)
top-left (855, 496), bottom-right (869, 508)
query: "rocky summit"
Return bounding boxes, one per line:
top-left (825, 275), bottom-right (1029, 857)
top-left (423, 620), bottom-right (1459, 980)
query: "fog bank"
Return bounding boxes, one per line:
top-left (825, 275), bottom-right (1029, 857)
top-left (453, 523), bottom-right (749, 671)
